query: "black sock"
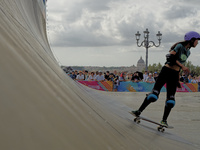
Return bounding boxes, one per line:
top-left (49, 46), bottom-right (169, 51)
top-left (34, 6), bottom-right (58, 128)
top-left (162, 106), bottom-right (172, 121)
top-left (138, 97), bottom-right (151, 112)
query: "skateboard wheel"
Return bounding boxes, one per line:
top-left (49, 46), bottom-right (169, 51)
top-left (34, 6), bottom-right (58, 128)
top-left (157, 126), bottom-right (165, 132)
top-left (136, 120), bottom-right (140, 124)
top-left (161, 128), bottom-right (165, 132)
top-left (134, 118), bottom-right (140, 124)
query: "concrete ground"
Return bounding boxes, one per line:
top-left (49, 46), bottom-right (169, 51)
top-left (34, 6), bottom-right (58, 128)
top-left (106, 92), bottom-right (200, 146)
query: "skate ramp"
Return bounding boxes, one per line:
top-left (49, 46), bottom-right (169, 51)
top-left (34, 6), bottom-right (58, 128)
top-left (0, 0), bottom-right (198, 149)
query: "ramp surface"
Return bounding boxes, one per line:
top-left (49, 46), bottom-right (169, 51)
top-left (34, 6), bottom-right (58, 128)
top-left (0, 0), bottom-right (199, 150)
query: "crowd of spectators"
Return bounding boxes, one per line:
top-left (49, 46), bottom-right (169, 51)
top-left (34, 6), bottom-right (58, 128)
top-left (66, 69), bottom-right (200, 91)
top-left (67, 69), bottom-right (200, 84)
top-left (68, 70), bottom-right (157, 85)
top-left (180, 72), bottom-right (199, 83)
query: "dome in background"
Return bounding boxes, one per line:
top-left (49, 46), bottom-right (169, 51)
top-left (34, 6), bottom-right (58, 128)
top-left (137, 56), bottom-right (145, 64)
top-left (137, 56), bottom-right (145, 72)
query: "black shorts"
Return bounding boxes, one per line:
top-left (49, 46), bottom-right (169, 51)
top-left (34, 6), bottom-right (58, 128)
top-left (153, 66), bottom-right (179, 99)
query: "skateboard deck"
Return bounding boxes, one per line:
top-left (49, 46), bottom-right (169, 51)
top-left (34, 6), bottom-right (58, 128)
top-left (129, 111), bottom-right (173, 132)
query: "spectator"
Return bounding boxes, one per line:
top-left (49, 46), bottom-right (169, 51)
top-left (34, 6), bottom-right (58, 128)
top-left (131, 72), bottom-right (141, 82)
top-left (95, 71), bottom-right (99, 77)
top-left (113, 75), bottom-right (119, 92)
top-left (95, 71), bottom-right (105, 81)
top-left (153, 72), bottom-right (159, 81)
top-left (191, 76), bottom-right (198, 83)
top-left (113, 70), bottom-right (117, 76)
top-left (145, 73), bottom-right (155, 83)
top-left (187, 74), bottom-right (192, 83)
top-left (88, 72), bottom-right (96, 81)
top-left (105, 71), bottom-right (110, 81)
top-left (76, 71), bottom-right (84, 81)
top-left (180, 72), bottom-right (188, 83)
top-left (125, 73), bottom-right (129, 80)
top-left (74, 70), bottom-right (78, 79)
top-left (84, 70), bottom-right (89, 81)
top-left (117, 72), bottom-right (121, 79)
top-left (119, 72), bottom-right (126, 81)
top-left (108, 73), bottom-right (115, 82)
top-left (126, 73), bottom-right (133, 81)
top-left (70, 71), bottom-right (76, 80)
top-left (143, 71), bottom-right (148, 82)
top-left (88, 72), bottom-right (91, 77)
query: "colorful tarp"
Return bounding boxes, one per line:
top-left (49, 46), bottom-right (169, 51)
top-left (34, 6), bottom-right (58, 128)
top-left (78, 81), bottom-right (113, 91)
top-left (117, 82), bottom-right (165, 92)
top-left (118, 82), bottom-right (198, 92)
top-left (78, 81), bottom-right (199, 92)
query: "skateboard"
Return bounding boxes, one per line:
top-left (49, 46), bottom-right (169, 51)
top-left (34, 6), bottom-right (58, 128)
top-left (129, 111), bottom-right (173, 132)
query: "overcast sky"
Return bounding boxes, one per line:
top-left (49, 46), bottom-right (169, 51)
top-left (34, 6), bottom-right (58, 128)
top-left (46, 0), bottom-right (200, 67)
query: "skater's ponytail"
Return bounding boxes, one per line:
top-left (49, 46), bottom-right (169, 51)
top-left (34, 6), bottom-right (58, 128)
top-left (169, 41), bottom-right (190, 52)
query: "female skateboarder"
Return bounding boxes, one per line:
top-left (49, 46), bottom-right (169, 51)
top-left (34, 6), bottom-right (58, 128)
top-left (131, 31), bottom-right (200, 127)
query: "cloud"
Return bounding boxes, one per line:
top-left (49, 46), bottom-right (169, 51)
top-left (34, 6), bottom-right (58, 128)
top-left (47, 0), bottom-right (200, 66)
top-left (49, 0), bottom-right (167, 47)
top-left (163, 4), bottom-right (198, 20)
top-left (82, 0), bottom-right (111, 12)
top-left (48, 0), bottom-right (200, 47)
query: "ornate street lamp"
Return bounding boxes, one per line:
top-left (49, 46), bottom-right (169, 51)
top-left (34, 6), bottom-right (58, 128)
top-left (135, 28), bottom-right (162, 71)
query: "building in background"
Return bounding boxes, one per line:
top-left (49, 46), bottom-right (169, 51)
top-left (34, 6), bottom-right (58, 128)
top-left (137, 56), bottom-right (145, 72)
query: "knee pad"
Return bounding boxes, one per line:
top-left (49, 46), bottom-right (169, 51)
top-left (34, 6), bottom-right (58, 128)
top-left (166, 99), bottom-right (175, 108)
top-left (147, 93), bottom-right (158, 102)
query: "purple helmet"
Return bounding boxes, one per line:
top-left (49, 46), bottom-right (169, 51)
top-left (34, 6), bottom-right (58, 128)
top-left (184, 31), bottom-right (200, 41)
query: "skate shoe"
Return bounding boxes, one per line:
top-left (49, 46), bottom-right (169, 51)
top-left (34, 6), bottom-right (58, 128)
top-left (160, 120), bottom-right (168, 127)
top-left (131, 110), bottom-right (141, 117)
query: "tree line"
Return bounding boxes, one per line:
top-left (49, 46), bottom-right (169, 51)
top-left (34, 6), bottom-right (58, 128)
top-left (147, 61), bottom-right (200, 76)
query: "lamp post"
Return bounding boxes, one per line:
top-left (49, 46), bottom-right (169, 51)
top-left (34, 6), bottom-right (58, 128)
top-left (135, 28), bottom-right (162, 71)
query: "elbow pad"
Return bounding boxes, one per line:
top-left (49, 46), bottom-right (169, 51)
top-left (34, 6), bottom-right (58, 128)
top-left (165, 54), bottom-right (177, 66)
